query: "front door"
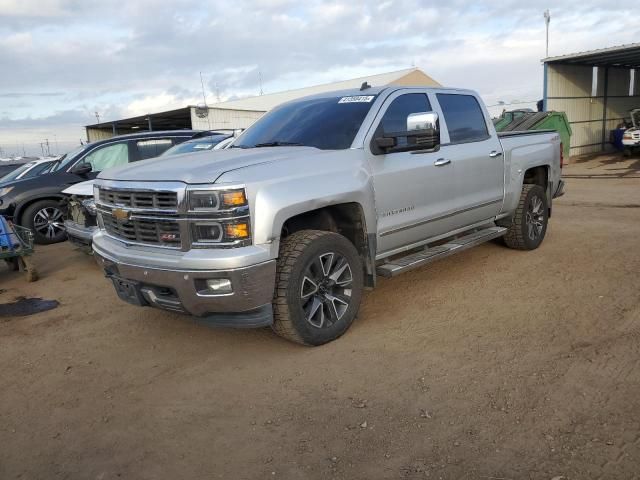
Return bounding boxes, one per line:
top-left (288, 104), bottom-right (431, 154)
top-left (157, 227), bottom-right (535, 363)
top-left (365, 92), bottom-right (459, 255)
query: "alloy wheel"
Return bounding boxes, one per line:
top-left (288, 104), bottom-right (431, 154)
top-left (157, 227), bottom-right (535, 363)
top-left (525, 195), bottom-right (545, 241)
top-left (300, 252), bottom-right (353, 329)
top-left (33, 207), bottom-right (65, 240)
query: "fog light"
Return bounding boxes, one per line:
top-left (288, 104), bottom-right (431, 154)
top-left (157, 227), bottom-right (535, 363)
top-left (206, 278), bottom-right (232, 293)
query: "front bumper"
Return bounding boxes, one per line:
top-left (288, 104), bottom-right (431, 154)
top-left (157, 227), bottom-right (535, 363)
top-left (92, 239), bottom-right (277, 328)
top-left (64, 220), bottom-right (97, 246)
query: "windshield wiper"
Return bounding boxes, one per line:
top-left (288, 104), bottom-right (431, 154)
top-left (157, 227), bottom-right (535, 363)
top-left (253, 141), bottom-right (304, 148)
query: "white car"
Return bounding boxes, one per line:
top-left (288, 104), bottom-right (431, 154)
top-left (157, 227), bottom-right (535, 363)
top-left (622, 109), bottom-right (640, 156)
top-left (0, 158), bottom-right (57, 184)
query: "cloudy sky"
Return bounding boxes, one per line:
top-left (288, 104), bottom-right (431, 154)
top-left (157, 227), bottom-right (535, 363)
top-left (0, 0), bottom-right (636, 156)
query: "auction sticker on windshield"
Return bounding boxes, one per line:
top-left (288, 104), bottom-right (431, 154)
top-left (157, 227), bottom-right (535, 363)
top-left (338, 96), bottom-right (375, 103)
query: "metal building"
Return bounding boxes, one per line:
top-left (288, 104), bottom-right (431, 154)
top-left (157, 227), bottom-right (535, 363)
top-left (543, 43), bottom-right (640, 156)
top-left (85, 68), bottom-right (440, 142)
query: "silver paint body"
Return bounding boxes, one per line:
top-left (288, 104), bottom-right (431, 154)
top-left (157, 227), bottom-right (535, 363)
top-left (92, 86), bottom-right (562, 316)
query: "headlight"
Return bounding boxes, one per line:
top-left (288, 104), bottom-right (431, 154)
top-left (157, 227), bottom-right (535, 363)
top-left (191, 219), bottom-right (251, 247)
top-left (0, 186), bottom-right (14, 197)
top-left (81, 198), bottom-right (97, 215)
top-left (188, 187), bottom-right (247, 212)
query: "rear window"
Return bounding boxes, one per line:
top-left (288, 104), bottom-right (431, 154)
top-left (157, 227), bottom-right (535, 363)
top-left (437, 94), bottom-right (489, 144)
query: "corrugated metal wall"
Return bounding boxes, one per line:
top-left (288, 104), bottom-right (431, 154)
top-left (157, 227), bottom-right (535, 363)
top-left (190, 107), bottom-right (265, 131)
top-left (86, 127), bottom-right (116, 142)
top-left (546, 64), bottom-right (640, 156)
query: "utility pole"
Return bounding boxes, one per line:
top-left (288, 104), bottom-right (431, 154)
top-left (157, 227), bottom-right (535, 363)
top-left (543, 10), bottom-right (551, 57)
top-left (95, 111), bottom-right (101, 124)
top-left (259, 71), bottom-right (264, 96)
top-left (44, 139), bottom-right (51, 156)
top-left (40, 143), bottom-right (45, 156)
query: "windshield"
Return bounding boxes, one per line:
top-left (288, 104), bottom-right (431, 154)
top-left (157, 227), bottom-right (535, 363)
top-left (161, 135), bottom-right (230, 156)
top-left (52, 145), bottom-right (86, 172)
top-left (233, 95), bottom-right (377, 150)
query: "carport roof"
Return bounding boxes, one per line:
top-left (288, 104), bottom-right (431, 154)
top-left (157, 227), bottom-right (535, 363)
top-left (85, 107), bottom-right (192, 130)
top-left (543, 42), bottom-right (640, 68)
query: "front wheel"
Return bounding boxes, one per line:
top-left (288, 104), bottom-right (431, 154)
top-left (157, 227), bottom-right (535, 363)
top-left (22, 200), bottom-right (67, 244)
top-left (503, 184), bottom-right (549, 250)
top-left (272, 230), bottom-right (364, 346)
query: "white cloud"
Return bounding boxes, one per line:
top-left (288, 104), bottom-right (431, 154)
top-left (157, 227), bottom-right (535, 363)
top-left (0, 0), bottom-right (637, 150)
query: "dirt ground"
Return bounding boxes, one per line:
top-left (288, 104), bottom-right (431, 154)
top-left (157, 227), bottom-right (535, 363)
top-left (1, 153), bottom-right (639, 480)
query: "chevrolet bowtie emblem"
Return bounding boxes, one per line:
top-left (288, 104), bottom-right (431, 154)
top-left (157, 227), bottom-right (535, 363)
top-left (112, 208), bottom-right (130, 221)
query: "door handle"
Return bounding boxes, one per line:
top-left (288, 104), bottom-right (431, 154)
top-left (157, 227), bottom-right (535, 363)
top-left (434, 158), bottom-right (451, 167)
top-left (489, 151), bottom-right (503, 158)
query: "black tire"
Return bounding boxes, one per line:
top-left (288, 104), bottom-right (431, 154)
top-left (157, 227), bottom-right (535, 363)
top-left (503, 184), bottom-right (548, 250)
top-left (272, 230), bottom-right (364, 346)
top-left (21, 200), bottom-right (67, 245)
top-left (623, 147), bottom-right (632, 157)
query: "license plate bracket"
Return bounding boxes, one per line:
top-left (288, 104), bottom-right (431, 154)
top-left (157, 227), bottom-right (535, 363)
top-left (110, 275), bottom-right (147, 306)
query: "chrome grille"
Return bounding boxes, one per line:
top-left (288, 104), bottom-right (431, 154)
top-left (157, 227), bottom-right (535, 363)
top-left (99, 188), bottom-right (178, 210)
top-left (102, 215), bottom-right (181, 247)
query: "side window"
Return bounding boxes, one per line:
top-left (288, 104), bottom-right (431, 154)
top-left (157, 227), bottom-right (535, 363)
top-left (136, 139), bottom-right (174, 160)
top-left (436, 94), bottom-right (489, 144)
top-left (380, 93), bottom-right (432, 136)
top-left (83, 143), bottom-right (130, 172)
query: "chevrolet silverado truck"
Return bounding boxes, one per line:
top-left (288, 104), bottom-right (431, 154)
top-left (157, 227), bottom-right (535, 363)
top-left (92, 86), bottom-right (565, 346)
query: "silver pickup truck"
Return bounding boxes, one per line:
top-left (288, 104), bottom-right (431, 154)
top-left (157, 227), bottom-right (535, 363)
top-left (92, 86), bottom-right (565, 345)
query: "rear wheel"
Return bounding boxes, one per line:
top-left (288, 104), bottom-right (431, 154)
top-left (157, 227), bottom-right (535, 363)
top-left (22, 200), bottom-right (67, 244)
top-left (272, 230), bottom-right (364, 346)
top-left (503, 184), bottom-right (548, 250)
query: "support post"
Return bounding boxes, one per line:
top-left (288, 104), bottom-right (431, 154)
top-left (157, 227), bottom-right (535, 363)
top-left (601, 67), bottom-right (609, 152)
top-left (148, 116), bottom-right (153, 132)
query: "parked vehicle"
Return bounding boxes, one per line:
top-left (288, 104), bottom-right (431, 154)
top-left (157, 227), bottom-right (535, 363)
top-left (62, 132), bottom-right (234, 250)
top-left (0, 130), bottom-right (206, 244)
top-left (622, 109), bottom-right (640, 156)
top-left (92, 86), bottom-right (565, 345)
top-left (0, 159), bottom-right (30, 178)
top-left (160, 133), bottom-right (234, 156)
top-left (0, 158), bottom-right (57, 184)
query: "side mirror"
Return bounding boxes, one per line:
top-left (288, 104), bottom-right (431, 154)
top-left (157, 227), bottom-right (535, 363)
top-left (374, 137), bottom-right (396, 149)
top-left (70, 163), bottom-right (92, 176)
top-left (373, 111), bottom-right (441, 155)
top-left (407, 112), bottom-right (438, 132)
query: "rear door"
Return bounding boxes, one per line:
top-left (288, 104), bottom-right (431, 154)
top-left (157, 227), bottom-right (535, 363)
top-left (434, 92), bottom-right (504, 227)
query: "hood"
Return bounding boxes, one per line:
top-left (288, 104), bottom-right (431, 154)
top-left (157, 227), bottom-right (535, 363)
top-left (98, 147), bottom-right (323, 184)
top-left (62, 179), bottom-right (95, 196)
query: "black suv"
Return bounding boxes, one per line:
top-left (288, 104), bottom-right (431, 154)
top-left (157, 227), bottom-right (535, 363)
top-left (0, 130), bottom-right (205, 244)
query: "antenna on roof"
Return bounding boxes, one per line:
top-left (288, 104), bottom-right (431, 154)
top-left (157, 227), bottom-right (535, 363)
top-left (199, 71), bottom-right (208, 105)
top-left (360, 81), bottom-right (371, 91)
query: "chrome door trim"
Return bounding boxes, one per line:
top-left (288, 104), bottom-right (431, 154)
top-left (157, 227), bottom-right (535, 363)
top-left (379, 198), bottom-right (503, 237)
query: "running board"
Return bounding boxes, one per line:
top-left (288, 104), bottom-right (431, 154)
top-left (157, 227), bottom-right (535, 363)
top-left (376, 226), bottom-right (508, 278)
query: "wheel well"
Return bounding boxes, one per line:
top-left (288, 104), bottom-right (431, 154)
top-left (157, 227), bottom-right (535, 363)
top-left (16, 196), bottom-right (64, 224)
top-left (281, 203), bottom-right (375, 288)
top-left (523, 165), bottom-right (548, 189)
top-left (523, 165), bottom-right (551, 216)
